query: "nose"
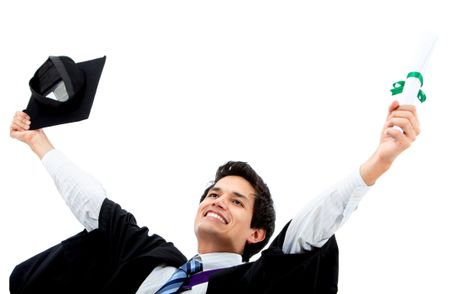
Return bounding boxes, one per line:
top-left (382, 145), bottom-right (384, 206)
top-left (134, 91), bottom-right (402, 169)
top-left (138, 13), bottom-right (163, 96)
top-left (211, 195), bottom-right (227, 210)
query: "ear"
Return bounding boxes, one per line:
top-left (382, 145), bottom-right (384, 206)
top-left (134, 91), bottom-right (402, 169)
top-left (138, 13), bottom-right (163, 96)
top-left (246, 228), bottom-right (266, 244)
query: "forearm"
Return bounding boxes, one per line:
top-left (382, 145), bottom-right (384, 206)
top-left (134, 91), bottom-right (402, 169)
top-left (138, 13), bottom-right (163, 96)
top-left (42, 149), bottom-right (107, 231)
top-left (14, 121), bottom-right (106, 230)
top-left (282, 102), bottom-right (419, 254)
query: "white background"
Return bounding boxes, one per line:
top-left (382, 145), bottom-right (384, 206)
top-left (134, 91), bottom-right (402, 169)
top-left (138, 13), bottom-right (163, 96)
top-left (1, 1), bottom-right (449, 292)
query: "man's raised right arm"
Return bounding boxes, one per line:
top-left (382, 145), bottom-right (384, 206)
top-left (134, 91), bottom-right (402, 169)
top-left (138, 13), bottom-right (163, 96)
top-left (10, 111), bottom-right (106, 231)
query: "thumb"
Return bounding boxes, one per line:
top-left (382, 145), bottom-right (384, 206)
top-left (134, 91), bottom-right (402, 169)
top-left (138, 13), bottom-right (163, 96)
top-left (10, 128), bottom-right (30, 143)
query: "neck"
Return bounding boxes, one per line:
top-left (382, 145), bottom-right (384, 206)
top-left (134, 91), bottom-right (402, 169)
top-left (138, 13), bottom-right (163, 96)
top-left (197, 238), bottom-right (243, 256)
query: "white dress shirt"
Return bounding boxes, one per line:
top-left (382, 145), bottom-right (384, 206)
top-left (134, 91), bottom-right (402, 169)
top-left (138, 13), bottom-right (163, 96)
top-left (136, 253), bottom-right (243, 293)
top-left (42, 149), bottom-right (370, 293)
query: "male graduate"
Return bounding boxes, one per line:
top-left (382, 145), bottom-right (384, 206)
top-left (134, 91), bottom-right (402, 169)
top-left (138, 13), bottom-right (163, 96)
top-left (9, 99), bottom-right (420, 293)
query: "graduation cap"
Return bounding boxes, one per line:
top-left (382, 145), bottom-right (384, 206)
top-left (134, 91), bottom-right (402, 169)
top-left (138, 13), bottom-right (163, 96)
top-left (24, 55), bottom-right (106, 130)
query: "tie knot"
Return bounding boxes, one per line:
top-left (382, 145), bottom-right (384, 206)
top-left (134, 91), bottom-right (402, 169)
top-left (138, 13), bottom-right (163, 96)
top-left (155, 257), bottom-right (203, 294)
top-left (181, 258), bottom-right (203, 275)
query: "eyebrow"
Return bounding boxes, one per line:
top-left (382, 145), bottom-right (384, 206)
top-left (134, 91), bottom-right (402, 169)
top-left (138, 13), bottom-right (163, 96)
top-left (209, 187), bottom-right (250, 201)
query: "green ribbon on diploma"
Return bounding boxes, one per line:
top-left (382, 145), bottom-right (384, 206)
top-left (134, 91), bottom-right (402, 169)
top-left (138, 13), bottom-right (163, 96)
top-left (390, 71), bottom-right (427, 103)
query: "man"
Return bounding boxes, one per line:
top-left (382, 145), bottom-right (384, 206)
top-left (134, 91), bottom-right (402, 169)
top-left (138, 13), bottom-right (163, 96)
top-left (9, 100), bottom-right (420, 293)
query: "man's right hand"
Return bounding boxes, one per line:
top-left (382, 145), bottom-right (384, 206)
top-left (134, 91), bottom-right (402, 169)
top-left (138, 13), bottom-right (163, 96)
top-left (10, 111), bottom-right (54, 159)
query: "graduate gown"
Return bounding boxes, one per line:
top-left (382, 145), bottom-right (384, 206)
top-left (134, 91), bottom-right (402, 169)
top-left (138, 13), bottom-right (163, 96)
top-left (10, 198), bottom-right (339, 294)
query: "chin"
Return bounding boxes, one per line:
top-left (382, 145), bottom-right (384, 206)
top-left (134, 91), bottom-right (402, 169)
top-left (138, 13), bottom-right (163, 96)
top-left (195, 222), bottom-right (223, 237)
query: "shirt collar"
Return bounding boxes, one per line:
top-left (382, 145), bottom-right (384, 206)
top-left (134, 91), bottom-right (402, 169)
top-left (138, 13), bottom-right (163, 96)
top-left (197, 252), bottom-right (243, 271)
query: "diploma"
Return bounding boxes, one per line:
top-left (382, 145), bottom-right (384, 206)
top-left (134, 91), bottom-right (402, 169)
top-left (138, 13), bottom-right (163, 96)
top-left (390, 31), bottom-right (437, 133)
top-left (392, 31), bottom-right (438, 105)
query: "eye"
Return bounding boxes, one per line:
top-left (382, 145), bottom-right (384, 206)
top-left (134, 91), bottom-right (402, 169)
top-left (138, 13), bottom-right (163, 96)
top-left (208, 193), bottom-right (219, 198)
top-left (232, 199), bottom-right (244, 207)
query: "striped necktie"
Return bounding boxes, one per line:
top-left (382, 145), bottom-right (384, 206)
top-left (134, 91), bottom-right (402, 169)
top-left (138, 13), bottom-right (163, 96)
top-left (155, 257), bottom-right (203, 294)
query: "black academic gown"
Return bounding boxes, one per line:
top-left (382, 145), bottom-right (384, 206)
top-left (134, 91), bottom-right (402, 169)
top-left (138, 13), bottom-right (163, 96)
top-left (10, 199), bottom-right (338, 294)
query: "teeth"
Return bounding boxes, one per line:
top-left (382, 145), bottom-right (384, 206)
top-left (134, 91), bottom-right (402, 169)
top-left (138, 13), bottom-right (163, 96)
top-left (207, 212), bottom-right (226, 224)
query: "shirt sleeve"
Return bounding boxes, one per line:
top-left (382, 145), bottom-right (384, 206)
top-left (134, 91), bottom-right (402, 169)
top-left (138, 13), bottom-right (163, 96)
top-left (282, 168), bottom-right (370, 254)
top-left (42, 149), bottom-right (107, 231)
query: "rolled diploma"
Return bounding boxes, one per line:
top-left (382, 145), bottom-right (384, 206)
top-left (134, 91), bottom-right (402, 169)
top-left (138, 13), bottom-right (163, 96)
top-left (393, 32), bottom-right (437, 132)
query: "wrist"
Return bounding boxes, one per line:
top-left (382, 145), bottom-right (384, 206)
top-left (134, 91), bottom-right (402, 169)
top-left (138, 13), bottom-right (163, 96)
top-left (29, 132), bottom-right (54, 159)
top-left (360, 151), bottom-right (392, 186)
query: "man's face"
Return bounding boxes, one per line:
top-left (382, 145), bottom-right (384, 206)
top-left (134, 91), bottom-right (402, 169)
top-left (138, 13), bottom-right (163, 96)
top-left (194, 175), bottom-right (265, 255)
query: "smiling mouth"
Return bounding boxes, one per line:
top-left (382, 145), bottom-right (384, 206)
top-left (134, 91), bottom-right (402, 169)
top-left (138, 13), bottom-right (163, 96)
top-left (204, 211), bottom-right (228, 224)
